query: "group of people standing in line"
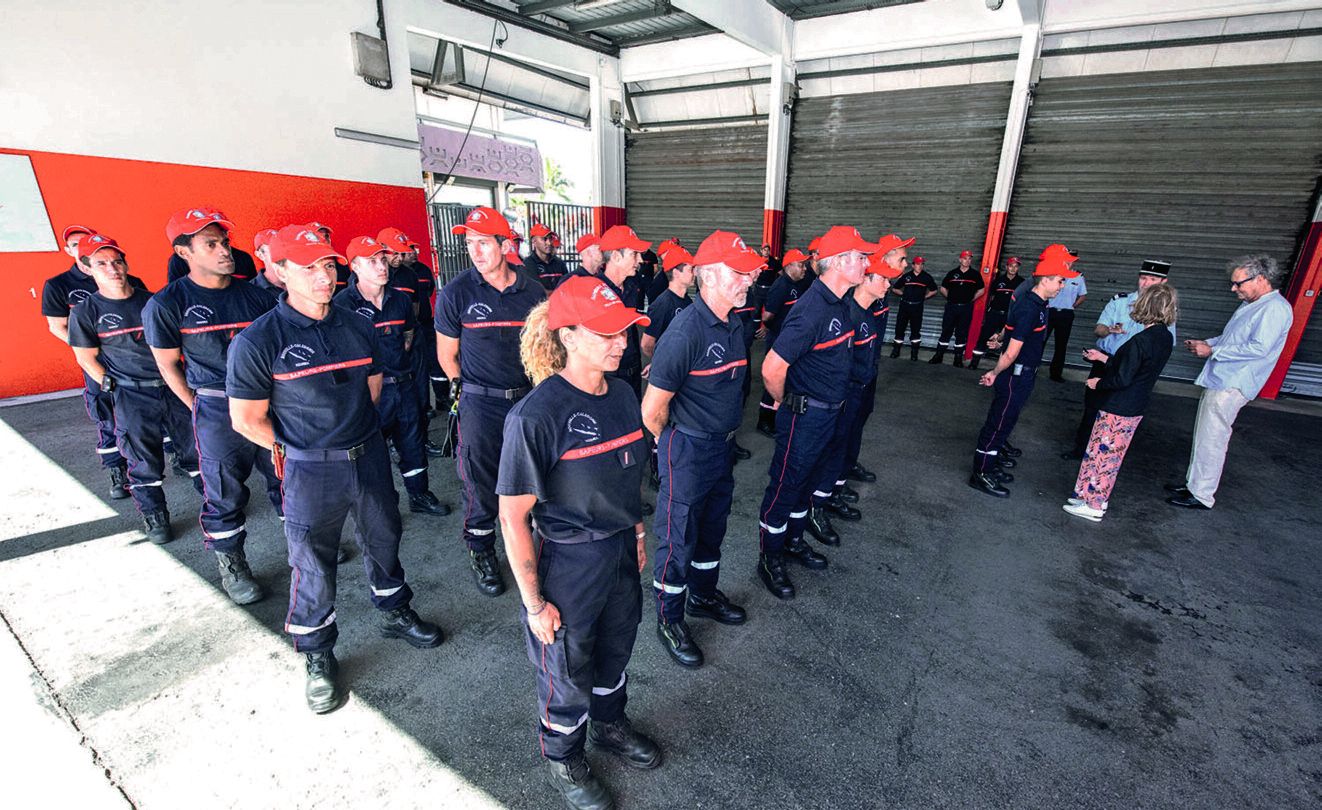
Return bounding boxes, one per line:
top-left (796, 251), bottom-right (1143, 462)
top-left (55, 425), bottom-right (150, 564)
top-left (42, 204), bottom-right (1295, 810)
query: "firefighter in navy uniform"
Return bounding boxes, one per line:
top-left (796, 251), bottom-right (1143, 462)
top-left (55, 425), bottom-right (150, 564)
top-left (435, 206), bottom-right (547, 597)
top-left (227, 224), bottom-right (443, 715)
top-left (929, 249), bottom-right (985, 366)
top-left (970, 256), bottom-right (1024, 370)
top-left (335, 236), bottom-right (451, 517)
top-left (591, 226), bottom-right (650, 401)
top-left (641, 231), bottom-right (761, 669)
top-left (67, 235), bottom-right (201, 544)
top-left (144, 208), bottom-right (282, 605)
top-left (165, 207), bottom-right (258, 283)
top-left (41, 224), bottom-right (149, 499)
top-left (526, 223), bottom-right (570, 291)
top-left (756, 226), bottom-right (875, 600)
top-left (842, 248), bottom-right (898, 489)
top-left (968, 247), bottom-right (1080, 497)
top-left (889, 254), bottom-right (938, 360)
top-left (250, 228), bottom-right (285, 299)
top-left (498, 275), bottom-right (660, 810)
top-left (640, 247), bottom-right (694, 363)
top-left (754, 250), bottom-right (811, 437)
top-left (377, 227), bottom-right (445, 455)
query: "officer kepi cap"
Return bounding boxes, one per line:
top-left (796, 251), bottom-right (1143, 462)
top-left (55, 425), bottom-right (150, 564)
top-left (253, 228), bottom-right (279, 252)
top-left (547, 275), bottom-right (650, 335)
top-left (529, 223), bottom-right (552, 238)
top-left (691, 230), bottom-right (765, 274)
top-left (865, 252), bottom-right (903, 279)
top-left (451, 206), bottom-right (517, 240)
top-left (1139, 259), bottom-right (1171, 278)
top-left (575, 234), bottom-right (600, 253)
top-left (377, 227), bottom-right (418, 252)
top-left (814, 226), bottom-right (880, 260)
top-left (271, 224), bottom-right (347, 266)
top-left (662, 247), bottom-right (696, 272)
top-left (346, 235), bottom-right (394, 263)
top-left (76, 233), bottom-right (126, 261)
top-left (166, 207), bottom-right (235, 242)
top-left (873, 234), bottom-right (915, 257)
top-left (1039, 243), bottom-right (1079, 263)
top-left (1033, 257), bottom-right (1081, 279)
top-left (62, 224), bottom-right (97, 242)
top-left (781, 248), bottom-right (809, 266)
top-left (598, 225), bottom-right (651, 253)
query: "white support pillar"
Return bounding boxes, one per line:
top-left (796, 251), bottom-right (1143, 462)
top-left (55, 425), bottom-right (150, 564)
top-left (763, 54), bottom-right (795, 254)
top-left (589, 54), bottom-right (627, 232)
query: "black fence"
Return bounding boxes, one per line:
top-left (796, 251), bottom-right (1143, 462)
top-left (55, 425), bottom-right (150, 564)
top-left (525, 201), bottom-right (593, 274)
top-left (430, 200), bottom-right (594, 287)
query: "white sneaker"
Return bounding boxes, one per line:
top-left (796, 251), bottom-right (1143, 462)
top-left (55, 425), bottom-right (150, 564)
top-left (1063, 502), bottom-right (1105, 522)
top-left (1067, 497), bottom-right (1084, 506)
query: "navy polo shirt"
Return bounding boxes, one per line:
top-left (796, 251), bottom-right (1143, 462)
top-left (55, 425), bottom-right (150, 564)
top-left (848, 296), bottom-right (884, 386)
top-left (600, 272), bottom-right (643, 374)
top-left (988, 273), bottom-right (1025, 312)
top-left (940, 267), bottom-right (984, 305)
top-left (41, 264), bottom-right (146, 317)
top-left (408, 260), bottom-right (437, 326)
top-left (497, 374), bottom-right (644, 542)
top-left (763, 274), bottom-right (809, 337)
top-left (873, 296), bottom-right (891, 338)
top-left (525, 252), bottom-right (569, 291)
top-left (166, 248), bottom-right (257, 284)
top-left (68, 289), bottom-right (161, 383)
top-left (772, 279), bottom-right (854, 403)
top-left (643, 289), bottom-right (691, 341)
top-left (1003, 289), bottom-right (1050, 370)
top-left (334, 280), bottom-right (416, 378)
top-left (250, 272), bottom-right (283, 300)
top-left (434, 266), bottom-right (546, 390)
top-left (143, 276), bottom-right (275, 390)
top-left (734, 304), bottom-right (758, 349)
top-left (648, 295), bottom-right (747, 434)
top-left (227, 299), bottom-right (382, 451)
top-left (896, 270), bottom-right (938, 304)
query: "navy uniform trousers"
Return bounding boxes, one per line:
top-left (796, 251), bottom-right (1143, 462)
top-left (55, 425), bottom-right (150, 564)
top-left (83, 374), bottom-right (125, 468)
top-left (282, 435), bottom-right (413, 653)
top-left (894, 302), bottom-right (925, 345)
top-left (652, 427), bottom-right (735, 622)
top-left (412, 328), bottom-right (439, 434)
top-left (378, 376), bottom-right (430, 496)
top-left (843, 378), bottom-right (878, 473)
top-left (758, 403), bottom-right (841, 555)
top-left (192, 393), bottom-right (283, 553)
top-left (113, 384), bottom-right (201, 515)
top-left (973, 309), bottom-right (1010, 359)
top-left (810, 399), bottom-right (857, 508)
top-left (938, 302), bottom-right (974, 352)
top-left (457, 392), bottom-right (518, 551)
top-left (525, 529), bottom-right (641, 761)
top-left (973, 366), bottom-right (1038, 474)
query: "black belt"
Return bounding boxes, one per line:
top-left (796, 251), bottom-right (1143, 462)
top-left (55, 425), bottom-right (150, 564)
top-left (195, 387), bottom-right (227, 398)
top-left (111, 377), bottom-right (166, 389)
top-left (282, 442), bottom-right (368, 462)
top-left (784, 392), bottom-right (844, 414)
top-left (670, 424), bottom-right (737, 442)
top-left (465, 383), bottom-right (530, 401)
top-left (383, 372), bottom-right (414, 385)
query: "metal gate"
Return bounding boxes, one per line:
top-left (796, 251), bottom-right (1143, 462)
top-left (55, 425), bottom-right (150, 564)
top-left (430, 203), bottom-right (477, 286)
top-left (525, 201), bottom-right (593, 273)
top-left (625, 125), bottom-right (769, 247)
top-left (1001, 62), bottom-right (1322, 381)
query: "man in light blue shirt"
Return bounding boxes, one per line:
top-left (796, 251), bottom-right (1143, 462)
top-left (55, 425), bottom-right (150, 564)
top-left (1045, 270), bottom-right (1087, 381)
top-left (1167, 255), bottom-right (1294, 510)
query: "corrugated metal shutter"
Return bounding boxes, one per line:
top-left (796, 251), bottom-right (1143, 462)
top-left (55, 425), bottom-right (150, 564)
top-left (1001, 62), bottom-right (1322, 382)
top-left (783, 82), bottom-right (1013, 344)
top-left (1282, 315), bottom-right (1322, 397)
top-left (625, 125), bottom-right (768, 247)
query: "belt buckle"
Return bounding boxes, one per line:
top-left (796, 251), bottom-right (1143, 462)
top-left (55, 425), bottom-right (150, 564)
top-left (347, 443), bottom-right (365, 461)
top-left (725, 430), bottom-right (737, 442)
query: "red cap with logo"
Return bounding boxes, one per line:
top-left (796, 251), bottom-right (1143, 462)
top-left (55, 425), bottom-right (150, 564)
top-left (530, 223), bottom-right (552, 238)
top-left (77, 233), bottom-right (126, 261)
top-left (346, 235), bottom-right (394, 263)
top-left (377, 227), bottom-right (417, 252)
top-left (662, 247), bottom-right (696, 272)
top-left (959, 249), bottom-right (973, 259)
top-left (166, 207), bottom-right (235, 242)
top-left (307, 221), bottom-right (333, 235)
top-left (253, 228), bottom-right (279, 252)
top-left (913, 256), bottom-right (925, 265)
top-left (656, 238), bottom-right (682, 257)
top-left (503, 242), bottom-right (524, 266)
top-left (598, 225), bottom-right (650, 253)
top-left (271, 224), bottom-right (347, 266)
top-left (1033, 258), bottom-right (1081, 278)
top-left (548, 275), bottom-right (650, 334)
top-left (451, 206), bottom-right (516, 240)
top-left (866, 252), bottom-right (903, 279)
top-left (873, 234), bottom-right (915, 257)
top-left (1006, 256), bottom-right (1020, 265)
top-left (782, 248), bottom-right (809, 266)
top-left (62, 225), bottom-right (97, 242)
top-left (1039, 243), bottom-right (1078, 263)
top-left (691, 230), bottom-right (765, 274)
top-left (815, 226), bottom-right (879, 260)
top-left (575, 234), bottom-right (600, 253)
top-left (808, 236), bottom-right (822, 253)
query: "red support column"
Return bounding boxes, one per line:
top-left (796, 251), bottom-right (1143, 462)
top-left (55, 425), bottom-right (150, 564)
top-left (762, 208), bottom-right (785, 255)
top-left (1260, 216), bottom-right (1322, 399)
top-left (965, 210), bottom-right (1009, 361)
top-left (592, 205), bottom-right (627, 233)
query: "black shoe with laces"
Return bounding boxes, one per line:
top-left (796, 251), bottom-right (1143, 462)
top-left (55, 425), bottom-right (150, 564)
top-left (837, 484), bottom-right (860, 503)
top-left (846, 463), bottom-right (877, 483)
top-left (216, 550), bottom-right (264, 605)
top-left (305, 650), bottom-right (344, 714)
top-left (409, 490), bottom-right (452, 516)
top-left (469, 548), bottom-right (506, 597)
top-left (806, 507), bottom-right (839, 546)
top-left (785, 535), bottom-right (829, 569)
top-left (968, 472), bottom-right (1010, 498)
top-left (656, 620), bottom-right (703, 668)
top-left (732, 440), bottom-right (752, 460)
top-left (757, 553), bottom-right (795, 599)
top-left (380, 606), bottom-right (444, 648)
top-left (143, 510), bottom-right (173, 545)
top-left (589, 716), bottom-right (662, 769)
top-left (825, 495), bottom-right (861, 522)
top-left (425, 440), bottom-right (446, 458)
top-left (685, 589), bottom-right (746, 625)
top-left (546, 753), bottom-right (613, 810)
top-left (108, 465), bottom-right (130, 500)
top-left (1000, 439), bottom-right (1023, 458)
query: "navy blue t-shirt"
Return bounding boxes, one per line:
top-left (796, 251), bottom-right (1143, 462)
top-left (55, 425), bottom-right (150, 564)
top-left (601, 272), bottom-right (643, 375)
top-left (434, 267), bottom-right (546, 390)
top-left (166, 248), bottom-right (257, 284)
top-left (41, 264), bottom-right (146, 317)
top-left (896, 270), bottom-right (938, 304)
top-left (847, 295), bottom-right (884, 386)
top-left (763, 273), bottom-right (809, 337)
top-left (526, 252), bottom-right (569, 291)
top-left (143, 276), bottom-right (276, 390)
top-left (643, 289), bottom-right (691, 341)
top-left (873, 296), bottom-right (891, 339)
top-left (250, 272), bottom-right (283, 300)
top-left (771, 279), bottom-right (854, 403)
top-left (226, 299), bottom-right (382, 451)
top-left (940, 267), bottom-right (984, 305)
top-left (497, 374), bottom-right (644, 542)
top-left (988, 273), bottom-right (1025, 312)
top-left (1003, 288), bottom-right (1050, 370)
top-left (334, 280), bottom-right (416, 379)
top-left (648, 296), bottom-right (747, 435)
top-left (407, 259), bottom-right (437, 326)
top-left (68, 289), bottom-right (161, 383)
top-left (734, 303), bottom-right (758, 350)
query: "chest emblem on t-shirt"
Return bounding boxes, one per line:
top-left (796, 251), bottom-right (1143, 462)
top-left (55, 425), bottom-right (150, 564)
top-left (354, 306), bottom-right (375, 321)
top-left (279, 343), bottom-right (316, 368)
top-left (858, 322), bottom-right (870, 338)
top-left (704, 343), bottom-right (727, 364)
top-left (827, 317), bottom-right (843, 336)
top-left (788, 289), bottom-right (800, 301)
top-left (184, 304), bottom-right (215, 324)
top-left (567, 412), bottom-right (601, 443)
top-left (97, 313), bottom-right (124, 330)
top-left (466, 302), bottom-right (493, 321)
top-left (68, 289), bottom-right (92, 308)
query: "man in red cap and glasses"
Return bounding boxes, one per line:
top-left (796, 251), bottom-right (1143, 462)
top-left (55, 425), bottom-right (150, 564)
top-left (228, 225), bottom-right (443, 714)
top-left (144, 208), bottom-right (282, 604)
top-left (757, 226), bottom-right (875, 600)
top-left (165, 207), bottom-right (258, 284)
top-left (435, 206), bottom-right (547, 597)
top-left (929, 249), bottom-right (984, 367)
top-left (526, 222), bottom-right (570, 291)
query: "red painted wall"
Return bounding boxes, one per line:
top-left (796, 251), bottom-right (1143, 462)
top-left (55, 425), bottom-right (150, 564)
top-left (1, 148), bottom-right (428, 398)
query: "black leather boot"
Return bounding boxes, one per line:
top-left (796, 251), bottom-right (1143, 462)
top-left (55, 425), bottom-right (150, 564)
top-left (143, 510), bottom-right (173, 545)
top-left (589, 716), bottom-right (662, 769)
top-left (992, 466), bottom-right (1015, 483)
top-left (305, 650), bottom-right (344, 714)
top-left (546, 753), bottom-right (613, 810)
top-left (756, 410), bottom-right (776, 437)
top-left (757, 553), bottom-right (795, 600)
top-left (928, 348), bottom-right (945, 364)
top-left (910, 343), bottom-right (920, 361)
top-left (380, 606), bottom-right (444, 648)
top-left (826, 494), bottom-right (861, 522)
top-left (216, 550), bottom-right (264, 605)
top-left (889, 342), bottom-right (902, 359)
top-left (837, 484), bottom-right (860, 503)
top-left (656, 620), bottom-right (703, 668)
top-left (968, 472), bottom-right (1010, 498)
top-left (969, 354), bottom-right (982, 370)
top-left (806, 507), bottom-right (839, 546)
top-left (470, 548), bottom-right (506, 597)
top-left (997, 454), bottom-right (1018, 469)
top-left (685, 589), bottom-right (746, 625)
top-left (409, 490), bottom-right (452, 516)
top-left (109, 464), bottom-right (130, 500)
top-left (1000, 439), bottom-right (1023, 458)
top-left (846, 463), bottom-right (877, 483)
top-left (785, 535), bottom-right (829, 569)
top-left (952, 351), bottom-right (965, 368)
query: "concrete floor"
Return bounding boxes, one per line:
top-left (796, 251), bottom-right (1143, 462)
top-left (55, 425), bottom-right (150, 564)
top-left (1, 356), bottom-right (1319, 810)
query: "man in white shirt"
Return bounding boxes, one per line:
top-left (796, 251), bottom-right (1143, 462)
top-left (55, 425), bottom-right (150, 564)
top-left (1045, 270), bottom-right (1087, 381)
top-left (1168, 255), bottom-right (1294, 510)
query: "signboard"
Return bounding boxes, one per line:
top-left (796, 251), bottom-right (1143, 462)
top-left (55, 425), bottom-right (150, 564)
top-left (417, 122), bottom-right (543, 190)
top-left (0, 154), bottom-right (58, 252)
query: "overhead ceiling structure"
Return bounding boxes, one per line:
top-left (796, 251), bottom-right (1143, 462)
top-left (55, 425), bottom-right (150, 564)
top-left (764, 0), bottom-right (922, 19)
top-left (447, 1), bottom-right (719, 51)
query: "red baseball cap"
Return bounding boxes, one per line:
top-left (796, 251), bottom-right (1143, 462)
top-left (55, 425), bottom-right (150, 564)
top-left (548, 275), bottom-right (650, 334)
top-left (959, 249), bottom-right (973, 259)
top-left (346, 235), bottom-right (394, 263)
top-left (691, 230), bottom-right (765, 274)
top-left (62, 225), bottom-right (96, 242)
top-left (550, 232), bottom-right (562, 247)
top-left (1033, 257), bottom-right (1081, 278)
top-left (253, 228), bottom-right (279, 252)
top-left (782, 248), bottom-right (809, 266)
top-left (530, 223), bottom-right (552, 238)
top-left (77, 233), bottom-right (126, 261)
top-left (1006, 256), bottom-right (1021, 265)
top-left (377, 227), bottom-right (418, 252)
top-left (815, 226), bottom-right (879, 260)
top-left (452, 206), bottom-right (516, 239)
top-left (1040, 243), bottom-right (1078, 263)
top-left (575, 234), bottom-right (600, 253)
top-left (166, 207), bottom-right (234, 242)
top-left (307, 221), bottom-right (333, 235)
top-left (662, 247), bottom-right (696, 272)
top-left (599, 225), bottom-right (650, 253)
top-left (866, 252), bottom-right (903, 279)
top-left (656, 238), bottom-right (682, 257)
top-left (271, 224), bottom-right (347, 266)
top-left (808, 236), bottom-right (822, 253)
top-left (913, 256), bottom-right (925, 265)
top-left (503, 242), bottom-right (523, 266)
top-left (873, 234), bottom-right (915, 257)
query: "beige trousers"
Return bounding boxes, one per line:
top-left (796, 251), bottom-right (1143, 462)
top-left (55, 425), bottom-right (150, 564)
top-left (1185, 387), bottom-right (1250, 508)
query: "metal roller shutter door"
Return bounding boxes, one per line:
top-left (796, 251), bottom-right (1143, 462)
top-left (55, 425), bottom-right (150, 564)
top-left (1001, 62), bottom-right (1322, 382)
top-left (784, 82), bottom-right (1013, 345)
top-left (625, 126), bottom-right (768, 247)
